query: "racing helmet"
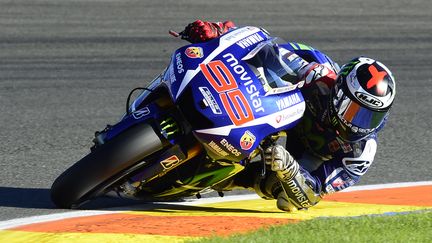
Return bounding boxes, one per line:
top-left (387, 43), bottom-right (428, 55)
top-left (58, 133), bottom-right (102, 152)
top-left (329, 57), bottom-right (396, 141)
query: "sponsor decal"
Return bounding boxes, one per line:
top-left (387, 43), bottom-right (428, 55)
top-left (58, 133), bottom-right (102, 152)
top-left (206, 139), bottom-right (243, 157)
top-left (201, 53), bottom-right (265, 126)
top-left (342, 139), bottom-right (376, 176)
top-left (175, 52), bottom-right (184, 74)
top-left (220, 138), bottom-right (242, 156)
top-left (275, 105), bottom-right (304, 124)
top-left (285, 180), bottom-right (313, 208)
top-left (236, 33), bottom-right (265, 49)
top-left (275, 115), bottom-right (282, 123)
top-left (339, 116), bottom-right (374, 134)
top-left (240, 130), bottom-right (256, 150)
top-left (328, 140), bottom-right (340, 153)
top-left (276, 93), bottom-right (302, 110)
top-left (185, 47), bottom-right (204, 58)
top-left (264, 81), bottom-right (304, 96)
top-left (208, 141), bottom-right (229, 157)
top-left (175, 27), bottom-right (263, 100)
top-left (366, 65), bottom-right (388, 94)
top-left (340, 142), bottom-right (353, 153)
top-left (355, 91), bottom-right (384, 108)
top-left (348, 71), bottom-right (357, 87)
top-left (198, 87), bottom-right (222, 114)
top-left (168, 63), bottom-right (176, 84)
top-left (339, 60), bottom-right (360, 76)
top-left (353, 142), bottom-right (363, 157)
top-left (223, 53), bottom-right (265, 113)
top-left (324, 168), bottom-right (355, 193)
top-left (331, 137), bottom-right (353, 153)
top-left (329, 174), bottom-right (355, 191)
top-left (160, 155), bottom-right (180, 170)
top-left (222, 26), bottom-right (258, 42)
top-left (343, 159), bottom-right (372, 176)
top-left (132, 107), bottom-right (150, 119)
top-left (325, 184), bottom-right (336, 193)
top-left (304, 64), bottom-right (329, 85)
top-left (331, 177), bottom-right (345, 187)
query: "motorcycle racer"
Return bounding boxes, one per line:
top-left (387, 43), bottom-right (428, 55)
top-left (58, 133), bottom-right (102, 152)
top-left (180, 20), bottom-right (396, 212)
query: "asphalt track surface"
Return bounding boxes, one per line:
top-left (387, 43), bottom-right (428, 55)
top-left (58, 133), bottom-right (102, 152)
top-left (0, 0), bottom-right (431, 221)
top-left (0, 183), bottom-right (431, 242)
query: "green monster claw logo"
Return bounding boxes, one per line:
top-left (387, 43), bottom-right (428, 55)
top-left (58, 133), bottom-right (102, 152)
top-left (160, 117), bottom-right (180, 139)
top-left (330, 116), bottom-right (339, 126)
top-left (339, 60), bottom-right (360, 76)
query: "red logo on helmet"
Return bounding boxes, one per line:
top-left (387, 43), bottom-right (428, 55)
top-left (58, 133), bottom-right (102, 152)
top-left (185, 47), bottom-right (204, 58)
top-left (366, 65), bottom-right (388, 95)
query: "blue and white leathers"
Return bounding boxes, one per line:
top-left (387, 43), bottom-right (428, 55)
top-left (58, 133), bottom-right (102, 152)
top-left (276, 43), bottom-right (379, 207)
top-left (231, 39), bottom-right (379, 211)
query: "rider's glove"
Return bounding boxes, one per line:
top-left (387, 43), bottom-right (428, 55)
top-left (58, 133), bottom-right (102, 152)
top-left (298, 62), bottom-right (337, 89)
top-left (182, 20), bottom-right (235, 43)
top-left (264, 145), bottom-right (299, 181)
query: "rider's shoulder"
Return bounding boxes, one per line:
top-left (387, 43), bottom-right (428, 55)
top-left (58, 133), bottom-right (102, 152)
top-left (350, 133), bottom-right (378, 156)
top-left (279, 42), bottom-right (340, 73)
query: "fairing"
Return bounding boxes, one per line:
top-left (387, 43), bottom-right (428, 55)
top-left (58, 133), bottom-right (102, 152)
top-left (162, 27), bottom-right (306, 161)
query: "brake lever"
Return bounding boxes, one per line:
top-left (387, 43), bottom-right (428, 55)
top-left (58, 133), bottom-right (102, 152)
top-left (168, 30), bottom-right (181, 37)
top-left (169, 30), bottom-right (189, 41)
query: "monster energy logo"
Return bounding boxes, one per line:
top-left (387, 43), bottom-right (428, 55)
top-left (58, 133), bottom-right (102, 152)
top-left (339, 60), bottom-right (360, 76)
top-left (330, 116), bottom-right (339, 126)
top-left (160, 117), bottom-right (180, 139)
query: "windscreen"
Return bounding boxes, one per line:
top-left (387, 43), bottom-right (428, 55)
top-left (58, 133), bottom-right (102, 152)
top-left (243, 40), bottom-right (304, 90)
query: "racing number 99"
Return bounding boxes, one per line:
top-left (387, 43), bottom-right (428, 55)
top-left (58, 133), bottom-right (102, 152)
top-left (200, 61), bottom-right (254, 126)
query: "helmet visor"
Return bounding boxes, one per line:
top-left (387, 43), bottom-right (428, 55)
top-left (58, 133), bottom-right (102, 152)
top-left (330, 91), bottom-right (387, 141)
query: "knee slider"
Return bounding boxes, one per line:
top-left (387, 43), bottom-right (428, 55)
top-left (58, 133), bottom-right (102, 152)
top-left (279, 173), bottom-right (322, 210)
top-left (253, 173), bottom-right (283, 200)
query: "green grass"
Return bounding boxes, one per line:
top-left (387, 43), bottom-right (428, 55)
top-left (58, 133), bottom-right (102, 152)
top-left (189, 210), bottom-right (432, 243)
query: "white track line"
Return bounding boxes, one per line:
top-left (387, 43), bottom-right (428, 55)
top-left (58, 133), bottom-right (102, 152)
top-left (0, 181), bottom-right (430, 230)
top-left (0, 210), bottom-right (121, 230)
top-left (338, 180), bottom-right (432, 192)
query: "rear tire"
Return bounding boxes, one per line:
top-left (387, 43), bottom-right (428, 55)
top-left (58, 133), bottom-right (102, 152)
top-left (51, 123), bottom-right (164, 209)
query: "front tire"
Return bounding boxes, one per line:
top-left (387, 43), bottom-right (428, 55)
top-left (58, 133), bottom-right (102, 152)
top-left (51, 123), bottom-right (164, 209)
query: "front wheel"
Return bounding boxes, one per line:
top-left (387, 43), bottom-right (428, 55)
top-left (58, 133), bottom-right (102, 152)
top-left (50, 123), bottom-right (164, 209)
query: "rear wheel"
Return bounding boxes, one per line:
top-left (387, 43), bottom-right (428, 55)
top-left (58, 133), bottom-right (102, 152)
top-left (50, 123), bottom-right (164, 209)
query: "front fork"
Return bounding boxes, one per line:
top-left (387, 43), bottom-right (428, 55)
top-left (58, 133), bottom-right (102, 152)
top-left (117, 116), bottom-right (198, 196)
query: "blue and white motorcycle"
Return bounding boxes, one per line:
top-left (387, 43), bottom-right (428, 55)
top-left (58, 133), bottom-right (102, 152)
top-left (51, 26), bottom-right (315, 209)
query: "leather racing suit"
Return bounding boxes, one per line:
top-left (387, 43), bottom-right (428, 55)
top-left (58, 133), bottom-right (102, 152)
top-left (259, 42), bottom-right (378, 210)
